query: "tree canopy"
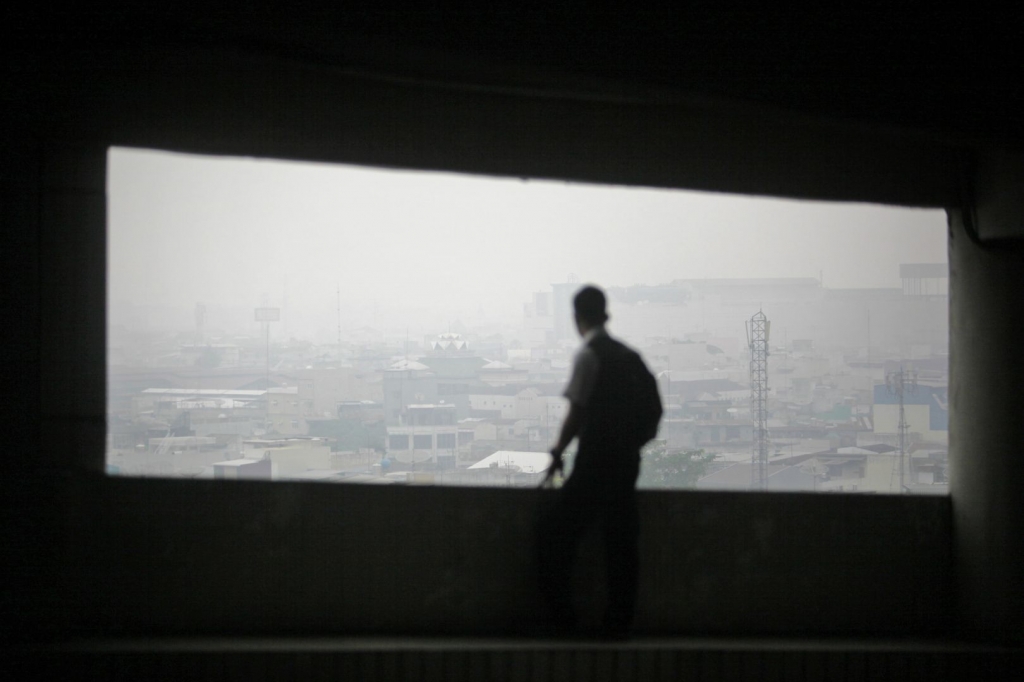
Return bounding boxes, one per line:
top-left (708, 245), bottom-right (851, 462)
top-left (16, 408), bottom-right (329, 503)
top-left (638, 441), bottom-right (714, 489)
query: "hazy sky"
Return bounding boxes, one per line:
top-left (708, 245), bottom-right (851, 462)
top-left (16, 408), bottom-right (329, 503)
top-left (108, 147), bottom-right (947, 337)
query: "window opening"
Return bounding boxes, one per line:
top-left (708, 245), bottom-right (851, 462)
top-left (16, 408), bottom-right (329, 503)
top-left (107, 147), bottom-right (948, 493)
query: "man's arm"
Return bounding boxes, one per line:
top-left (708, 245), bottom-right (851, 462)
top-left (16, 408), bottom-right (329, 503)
top-left (544, 345), bottom-right (596, 484)
top-left (544, 402), bottom-right (583, 480)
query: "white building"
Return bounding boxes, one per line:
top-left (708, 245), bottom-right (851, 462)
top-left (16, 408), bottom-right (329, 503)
top-left (386, 404), bottom-right (458, 466)
top-left (240, 437), bottom-right (333, 478)
top-left (213, 457), bottom-right (272, 480)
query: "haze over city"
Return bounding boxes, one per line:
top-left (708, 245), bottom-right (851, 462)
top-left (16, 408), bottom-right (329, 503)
top-left (108, 146), bottom-right (946, 340)
top-left (106, 145), bottom-right (950, 494)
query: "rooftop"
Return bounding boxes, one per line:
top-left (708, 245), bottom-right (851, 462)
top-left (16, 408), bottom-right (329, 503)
top-left (213, 458), bottom-right (265, 467)
top-left (142, 388), bottom-right (265, 396)
top-left (388, 359), bottom-right (430, 371)
top-left (279, 470), bottom-right (345, 481)
top-left (468, 451), bottom-right (552, 474)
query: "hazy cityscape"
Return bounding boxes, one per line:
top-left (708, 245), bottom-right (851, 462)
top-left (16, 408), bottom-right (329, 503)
top-left (107, 147), bottom-right (949, 494)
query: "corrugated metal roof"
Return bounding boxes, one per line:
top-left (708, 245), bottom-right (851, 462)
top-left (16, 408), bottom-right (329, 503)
top-left (469, 450), bottom-right (552, 474)
top-left (142, 388), bottom-right (265, 396)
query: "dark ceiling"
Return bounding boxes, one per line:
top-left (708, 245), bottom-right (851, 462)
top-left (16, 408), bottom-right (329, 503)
top-left (5, 3), bottom-right (1023, 146)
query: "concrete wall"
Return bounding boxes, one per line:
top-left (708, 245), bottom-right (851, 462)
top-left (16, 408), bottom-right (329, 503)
top-left (12, 477), bottom-right (951, 638)
top-left (949, 154), bottom-right (1024, 641)
top-left (1, 30), bottom-right (1020, 645)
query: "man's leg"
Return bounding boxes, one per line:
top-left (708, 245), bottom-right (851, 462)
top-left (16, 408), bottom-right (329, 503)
top-left (536, 487), bottom-right (594, 632)
top-left (600, 490), bottom-right (640, 636)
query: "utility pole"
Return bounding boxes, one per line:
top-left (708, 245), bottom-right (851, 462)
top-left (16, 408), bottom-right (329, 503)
top-left (887, 365), bottom-right (918, 493)
top-left (255, 305), bottom-right (281, 434)
top-left (746, 310), bottom-right (771, 490)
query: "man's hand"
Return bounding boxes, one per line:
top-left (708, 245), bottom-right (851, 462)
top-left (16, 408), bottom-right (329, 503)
top-left (542, 402), bottom-right (580, 488)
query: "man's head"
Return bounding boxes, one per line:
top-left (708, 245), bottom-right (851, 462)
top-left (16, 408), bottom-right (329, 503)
top-left (573, 285), bottom-right (609, 336)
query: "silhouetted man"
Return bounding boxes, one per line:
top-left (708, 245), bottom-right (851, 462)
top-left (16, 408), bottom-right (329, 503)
top-left (537, 285), bottom-right (662, 638)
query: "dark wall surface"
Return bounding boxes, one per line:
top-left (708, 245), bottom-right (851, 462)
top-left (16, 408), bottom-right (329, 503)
top-left (6, 4), bottom-right (1022, 148)
top-left (10, 478), bottom-right (951, 639)
top-left (949, 155), bottom-right (1024, 641)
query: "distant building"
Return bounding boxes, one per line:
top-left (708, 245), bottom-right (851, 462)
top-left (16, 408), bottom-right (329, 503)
top-left (336, 400), bottom-right (384, 424)
top-left (135, 387), bottom-right (265, 417)
top-left (213, 457), bottom-right (272, 480)
top-left (522, 291), bottom-right (555, 346)
top-left (240, 437), bottom-right (333, 478)
top-left (430, 332), bottom-right (472, 355)
top-left (179, 343), bottom-right (241, 368)
top-left (420, 334), bottom-right (486, 378)
top-left (660, 418), bottom-right (754, 450)
top-left (382, 359), bottom-right (438, 426)
top-left (467, 393), bottom-right (517, 419)
top-left (900, 263), bottom-right (948, 297)
top-left (479, 360), bottom-right (529, 385)
top-left (872, 382), bottom-right (948, 445)
top-left (386, 404), bottom-right (459, 468)
top-left (291, 367), bottom-right (383, 417)
top-left (645, 340), bottom-right (734, 372)
top-left (266, 386), bottom-right (315, 435)
top-left (454, 450), bottom-right (553, 487)
top-left (468, 450), bottom-right (552, 474)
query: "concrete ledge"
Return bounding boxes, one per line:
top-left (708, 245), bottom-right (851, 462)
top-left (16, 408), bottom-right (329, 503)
top-left (6, 475), bottom-right (953, 640)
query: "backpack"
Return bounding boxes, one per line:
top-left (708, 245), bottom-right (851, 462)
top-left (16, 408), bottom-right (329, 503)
top-left (623, 351), bottom-right (663, 447)
top-left (586, 336), bottom-right (664, 450)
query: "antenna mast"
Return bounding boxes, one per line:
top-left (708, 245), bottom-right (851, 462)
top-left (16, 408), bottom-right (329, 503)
top-left (746, 310), bottom-right (771, 490)
top-left (887, 365), bottom-right (918, 493)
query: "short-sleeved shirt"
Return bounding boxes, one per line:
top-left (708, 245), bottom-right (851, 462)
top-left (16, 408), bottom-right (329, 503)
top-left (563, 326), bottom-right (607, 408)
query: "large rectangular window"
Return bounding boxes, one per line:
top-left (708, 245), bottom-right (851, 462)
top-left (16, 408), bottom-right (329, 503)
top-left (107, 147), bottom-right (947, 492)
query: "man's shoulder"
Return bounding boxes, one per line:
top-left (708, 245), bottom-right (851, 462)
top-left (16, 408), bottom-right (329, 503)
top-left (572, 345), bottom-right (599, 376)
top-left (590, 333), bottom-right (639, 360)
top-left (574, 342), bottom-right (600, 363)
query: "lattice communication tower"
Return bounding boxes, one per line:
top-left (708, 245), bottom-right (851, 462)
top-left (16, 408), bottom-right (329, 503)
top-left (887, 365), bottom-right (918, 493)
top-left (746, 310), bottom-right (771, 490)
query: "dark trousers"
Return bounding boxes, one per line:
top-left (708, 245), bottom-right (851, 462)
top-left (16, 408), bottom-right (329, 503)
top-left (536, 477), bottom-right (639, 630)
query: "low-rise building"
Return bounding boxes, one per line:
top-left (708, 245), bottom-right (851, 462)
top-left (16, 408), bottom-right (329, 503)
top-left (213, 457), bottom-right (272, 480)
top-left (872, 381), bottom-right (948, 445)
top-left (386, 404), bottom-right (459, 467)
top-left (267, 386), bottom-right (315, 435)
top-left (240, 437), bottom-right (333, 478)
